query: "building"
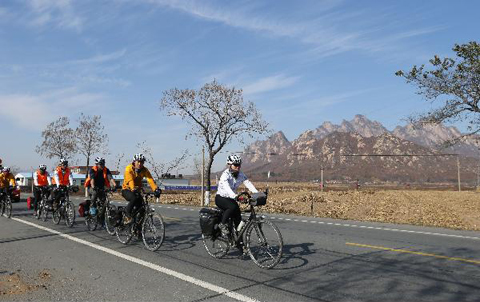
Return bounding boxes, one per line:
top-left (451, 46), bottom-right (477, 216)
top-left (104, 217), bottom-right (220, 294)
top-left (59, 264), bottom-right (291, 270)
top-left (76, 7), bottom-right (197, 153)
top-left (15, 172), bottom-right (190, 188)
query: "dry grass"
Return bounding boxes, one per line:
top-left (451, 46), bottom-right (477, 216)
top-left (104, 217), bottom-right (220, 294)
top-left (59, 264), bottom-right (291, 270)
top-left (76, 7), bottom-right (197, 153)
top-left (116, 182), bottom-right (480, 231)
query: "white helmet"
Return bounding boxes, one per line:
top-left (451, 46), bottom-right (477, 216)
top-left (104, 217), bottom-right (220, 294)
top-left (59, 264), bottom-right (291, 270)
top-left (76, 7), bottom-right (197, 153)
top-left (133, 153), bottom-right (146, 162)
top-left (226, 154), bottom-right (242, 165)
top-left (2, 166), bottom-right (10, 173)
top-left (39, 164), bottom-right (47, 171)
top-left (59, 158), bottom-right (68, 166)
top-left (95, 157), bottom-right (105, 165)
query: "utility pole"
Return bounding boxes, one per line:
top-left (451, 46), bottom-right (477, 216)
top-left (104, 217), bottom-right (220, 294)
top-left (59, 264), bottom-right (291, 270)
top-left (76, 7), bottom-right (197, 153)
top-left (320, 167), bottom-right (324, 192)
top-left (201, 146), bottom-right (205, 206)
top-left (457, 155), bottom-right (461, 192)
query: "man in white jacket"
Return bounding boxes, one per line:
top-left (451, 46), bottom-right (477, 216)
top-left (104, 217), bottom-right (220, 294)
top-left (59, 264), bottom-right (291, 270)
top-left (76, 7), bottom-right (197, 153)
top-left (215, 154), bottom-right (258, 237)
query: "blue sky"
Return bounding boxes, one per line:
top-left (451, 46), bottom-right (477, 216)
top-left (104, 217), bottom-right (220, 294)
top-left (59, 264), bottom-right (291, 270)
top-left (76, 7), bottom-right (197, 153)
top-left (1, 0), bottom-right (479, 173)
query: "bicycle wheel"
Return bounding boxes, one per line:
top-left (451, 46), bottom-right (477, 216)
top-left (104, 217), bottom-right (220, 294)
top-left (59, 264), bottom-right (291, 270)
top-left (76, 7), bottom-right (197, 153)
top-left (142, 212), bottom-right (165, 251)
top-left (52, 208), bottom-right (61, 224)
top-left (104, 205), bottom-right (117, 236)
top-left (85, 213), bottom-right (97, 231)
top-left (65, 202), bottom-right (75, 228)
top-left (4, 197), bottom-right (12, 218)
top-left (35, 201), bottom-right (42, 220)
top-left (116, 216), bottom-right (133, 245)
top-left (245, 218), bottom-right (283, 269)
top-left (202, 232), bottom-right (230, 259)
top-left (0, 200), bottom-right (4, 216)
top-left (41, 203), bottom-right (48, 222)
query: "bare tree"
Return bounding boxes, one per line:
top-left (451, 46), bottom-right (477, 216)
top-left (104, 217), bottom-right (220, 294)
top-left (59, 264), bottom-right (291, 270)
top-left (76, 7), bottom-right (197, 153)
top-left (136, 141), bottom-right (189, 181)
top-left (192, 156), bottom-right (204, 182)
top-left (76, 113), bottom-right (109, 169)
top-left (114, 152), bottom-right (126, 173)
top-left (160, 80), bottom-right (269, 204)
top-left (36, 116), bottom-right (77, 161)
top-left (396, 41), bottom-right (480, 145)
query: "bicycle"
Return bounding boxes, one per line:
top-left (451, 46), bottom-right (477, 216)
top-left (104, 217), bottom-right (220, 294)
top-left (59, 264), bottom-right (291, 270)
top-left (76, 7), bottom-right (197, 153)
top-left (200, 190), bottom-right (283, 269)
top-left (115, 190), bottom-right (165, 251)
top-left (52, 185), bottom-right (78, 227)
top-left (85, 187), bottom-right (117, 235)
top-left (0, 187), bottom-right (14, 218)
top-left (35, 186), bottom-right (52, 221)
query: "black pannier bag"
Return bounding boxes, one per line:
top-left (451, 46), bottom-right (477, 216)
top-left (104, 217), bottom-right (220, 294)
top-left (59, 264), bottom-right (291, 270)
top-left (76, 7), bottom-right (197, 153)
top-left (199, 207), bottom-right (222, 235)
top-left (251, 192), bottom-right (267, 206)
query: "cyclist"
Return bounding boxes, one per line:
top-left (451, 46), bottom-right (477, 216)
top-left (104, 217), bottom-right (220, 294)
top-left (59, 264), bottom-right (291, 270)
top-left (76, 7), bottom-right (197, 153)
top-left (215, 155), bottom-right (258, 237)
top-left (84, 157), bottom-right (116, 215)
top-left (33, 164), bottom-right (52, 216)
top-left (52, 158), bottom-right (74, 210)
top-left (0, 167), bottom-right (17, 203)
top-left (121, 153), bottom-right (161, 224)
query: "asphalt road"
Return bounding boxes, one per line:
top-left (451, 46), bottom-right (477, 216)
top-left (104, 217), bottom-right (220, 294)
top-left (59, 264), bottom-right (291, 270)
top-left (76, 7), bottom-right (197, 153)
top-left (1, 196), bottom-right (479, 302)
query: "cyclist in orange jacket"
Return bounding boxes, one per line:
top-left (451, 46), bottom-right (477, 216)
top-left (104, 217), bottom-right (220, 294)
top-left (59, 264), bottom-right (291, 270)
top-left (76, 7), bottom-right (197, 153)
top-left (33, 164), bottom-right (52, 216)
top-left (85, 157), bottom-right (116, 215)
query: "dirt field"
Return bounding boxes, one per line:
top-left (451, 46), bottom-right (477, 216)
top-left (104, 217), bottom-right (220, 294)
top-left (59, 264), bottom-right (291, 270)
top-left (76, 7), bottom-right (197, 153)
top-left (141, 182), bottom-right (480, 231)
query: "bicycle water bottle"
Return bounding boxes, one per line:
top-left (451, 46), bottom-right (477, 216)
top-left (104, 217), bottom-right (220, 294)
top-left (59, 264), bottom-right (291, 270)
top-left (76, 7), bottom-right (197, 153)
top-left (237, 220), bottom-right (245, 232)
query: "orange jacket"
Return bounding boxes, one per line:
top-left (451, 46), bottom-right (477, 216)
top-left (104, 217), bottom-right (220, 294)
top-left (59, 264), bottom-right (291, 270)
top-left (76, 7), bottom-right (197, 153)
top-left (54, 167), bottom-right (72, 186)
top-left (35, 170), bottom-right (50, 186)
top-left (84, 166), bottom-right (110, 188)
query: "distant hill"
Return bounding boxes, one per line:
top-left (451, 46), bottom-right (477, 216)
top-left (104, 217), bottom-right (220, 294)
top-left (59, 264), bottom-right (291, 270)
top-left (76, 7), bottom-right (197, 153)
top-left (242, 115), bottom-right (479, 183)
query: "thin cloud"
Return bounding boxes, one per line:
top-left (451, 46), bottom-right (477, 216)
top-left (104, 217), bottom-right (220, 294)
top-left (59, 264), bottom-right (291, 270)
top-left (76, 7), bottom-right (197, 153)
top-left (0, 88), bottom-right (107, 131)
top-left (145, 0), bottom-right (444, 59)
top-left (242, 74), bottom-right (300, 95)
top-left (26, 0), bottom-right (83, 32)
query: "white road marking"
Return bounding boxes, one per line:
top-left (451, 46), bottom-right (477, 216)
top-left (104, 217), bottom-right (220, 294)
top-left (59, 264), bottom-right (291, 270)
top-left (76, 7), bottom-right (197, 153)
top-left (12, 218), bottom-right (259, 302)
top-left (151, 204), bottom-right (480, 241)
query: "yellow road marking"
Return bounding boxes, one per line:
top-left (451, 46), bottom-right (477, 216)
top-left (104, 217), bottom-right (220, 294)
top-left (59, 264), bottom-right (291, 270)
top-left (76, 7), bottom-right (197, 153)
top-left (163, 216), bottom-right (181, 222)
top-left (346, 242), bottom-right (480, 265)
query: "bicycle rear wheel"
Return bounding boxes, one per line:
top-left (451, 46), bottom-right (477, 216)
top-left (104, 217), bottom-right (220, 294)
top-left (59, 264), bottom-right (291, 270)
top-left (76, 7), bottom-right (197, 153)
top-left (142, 212), bottom-right (165, 251)
top-left (202, 233), bottom-right (230, 259)
top-left (245, 218), bottom-right (283, 269)
top-left (116, 214), bottom-right (133, 244)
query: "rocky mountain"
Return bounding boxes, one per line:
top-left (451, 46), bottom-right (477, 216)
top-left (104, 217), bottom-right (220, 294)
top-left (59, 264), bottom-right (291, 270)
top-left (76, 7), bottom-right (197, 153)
top-left (241, 115), bottom-right (479, 183)
top-left (306, 114), bottom-right (388, 140)
top-left (393, 123), bottom-right (480, 157)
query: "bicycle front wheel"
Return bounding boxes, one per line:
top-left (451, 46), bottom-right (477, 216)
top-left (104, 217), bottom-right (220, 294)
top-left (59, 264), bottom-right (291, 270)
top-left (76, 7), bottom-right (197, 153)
top-left (142, 212), bottom-right (165, 251)
top-left (65, 202), bottom-right (75, 228)
top-left (52, 209), bottom-right (61, 224)
top-left (4, 198), bottom-right (12, 218)
top-left (104, 205), bottom-right (117, 236)
top-left (40, 203), bottom-right (48, 222)
top-left (85, 214), bottom-right (97, 231)
top-left (245, 218), bottom-right (283, 269)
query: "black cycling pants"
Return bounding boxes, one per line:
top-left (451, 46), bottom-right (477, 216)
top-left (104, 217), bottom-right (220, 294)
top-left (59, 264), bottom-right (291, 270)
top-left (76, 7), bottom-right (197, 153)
top-left (215, 195), bottom-right (241, 228)
top-left (122, 189), bottom-right (143, 217)
top-left (89, 188), bottom-right (106, 207)
top-left (33, 186), bottom-right (50, 211)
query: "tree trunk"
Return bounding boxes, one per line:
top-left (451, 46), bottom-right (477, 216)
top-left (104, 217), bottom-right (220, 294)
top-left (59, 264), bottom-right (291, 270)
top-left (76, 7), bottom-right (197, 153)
top-left (204, 155), bottom-right (214, 205)
top-left (84, 156), bottom-right (90, 197)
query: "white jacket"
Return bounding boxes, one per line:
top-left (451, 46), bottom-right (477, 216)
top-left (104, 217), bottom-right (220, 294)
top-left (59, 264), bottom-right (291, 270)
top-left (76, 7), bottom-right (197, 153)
top-left (216, 169), bottom-right (258, 199)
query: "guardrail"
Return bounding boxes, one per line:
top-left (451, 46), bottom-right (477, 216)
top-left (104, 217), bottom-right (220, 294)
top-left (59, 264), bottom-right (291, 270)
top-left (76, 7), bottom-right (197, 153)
top-left (163, 185), bottom-right (218, 191)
